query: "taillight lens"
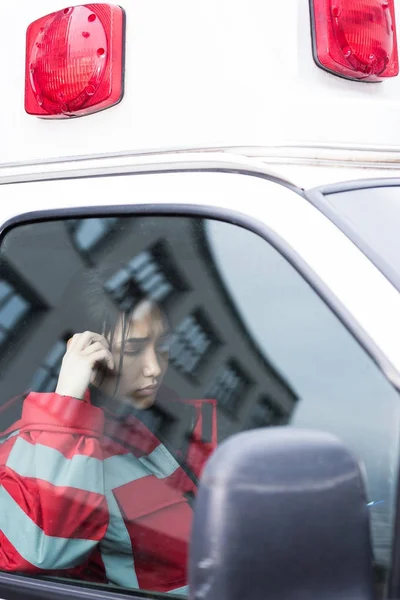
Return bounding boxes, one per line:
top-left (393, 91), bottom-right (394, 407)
top-left (310, 0), bottom-right (399, 81)
top-left (25, 4), bottom-right (125, 118)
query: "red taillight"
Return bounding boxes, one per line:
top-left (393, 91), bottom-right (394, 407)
top-left (310, 0), bottom-right (399, 81)
top-left (25, 4), bottom-right (124, 118)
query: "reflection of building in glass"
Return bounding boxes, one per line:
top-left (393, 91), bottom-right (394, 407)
top-left (0, 216), bottom-right (298, 445)
top-left (68, 217), bottom-right (119, 260)
top-left (206, 360), bottom-right (251, 414)
top-left (169, 310), bottom-right (220, 377)
top-left (30, 337), bottom-right (68, 393)
top-left (0, 267), bottom-right (45, 360)
top-left (104, 242), bottom-right (187, 310)
top-left (249, 394), bottom-right (288, 428)
top-left (0, 279), bottom-right (30, 348)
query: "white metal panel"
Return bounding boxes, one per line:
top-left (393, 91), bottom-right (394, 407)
top-left (2, 0), bottom-right (400, 164)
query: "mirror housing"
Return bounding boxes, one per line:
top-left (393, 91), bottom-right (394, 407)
top-left (189, 427), bottom-right (375, 600)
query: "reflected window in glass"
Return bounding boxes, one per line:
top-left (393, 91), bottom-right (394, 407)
top-left (29, 337), bottom-right (69, 393)
top-left (0, 273), bottom-right (38, 357)
top-left (169, 310), bottom-right (220, 377)
top-left (67, 217), bottom-right (119, 261)
top-left (104, 241), bottom-right (187, 311)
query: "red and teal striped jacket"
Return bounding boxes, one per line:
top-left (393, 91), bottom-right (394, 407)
top-left (0, 389), bottom-right (217, 593)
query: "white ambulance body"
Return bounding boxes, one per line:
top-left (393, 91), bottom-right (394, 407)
top-left (1, 0), bottom-right (400, 178)
top-left (0, 2), bottom-right (400, 598)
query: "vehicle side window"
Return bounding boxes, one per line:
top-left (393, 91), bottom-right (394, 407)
top-left (310, 185), bottom-right (400, 292)
top-left (0, 215), bottom-right (398, 598)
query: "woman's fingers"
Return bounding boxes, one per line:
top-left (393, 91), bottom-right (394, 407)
top-left (69, 331), bottom-right (109, 352)
top-left (88, 348), bottom-right (115, 371)
top-left (55, 331), bottom-right (114, 399)
top-left (82, 342), bottom-right (115, 370)
top-left (82, 341), bottom-right (108, 356)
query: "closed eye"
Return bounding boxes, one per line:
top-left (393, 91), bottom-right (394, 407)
top-left (120, 338), bottom-right (148, 356)
top-left (119, 334), bottom-right (171, 356)
top-left (123, 347), bottom-right (143, 356)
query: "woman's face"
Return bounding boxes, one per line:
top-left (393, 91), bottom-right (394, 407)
top-left (103, 301), bottom-right (170, 409)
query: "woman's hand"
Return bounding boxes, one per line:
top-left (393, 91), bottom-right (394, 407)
top-left (55, 331), bottom-right (115, 400)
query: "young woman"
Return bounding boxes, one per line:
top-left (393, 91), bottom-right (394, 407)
top-left (0, 298), bottom-right (217, 594)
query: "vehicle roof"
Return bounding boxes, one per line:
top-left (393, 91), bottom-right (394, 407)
top-left (3, 0), bottom-right (400, 172)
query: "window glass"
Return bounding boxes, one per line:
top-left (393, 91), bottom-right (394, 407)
top-left (0, 281), bottom-right (28, 329)
top-left (321, 186), bottom-right (400, 289)
top-left (104, 242), bottom-right (186, 310)
top-left (0, 266), bottom-right (45, 360)
top-left (169, 311), bottom-right (220, 377)
top-left (67, 217), bottom-right (120, 261)
top-left (0, 214), bottom-right (398, 598)
top-left (206, 360), bottom-right (251, 414)
top-left (29, 337), bottom-right (69, 392)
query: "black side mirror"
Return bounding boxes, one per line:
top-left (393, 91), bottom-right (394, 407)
top-left (189, 428), bottom-right (375, 600)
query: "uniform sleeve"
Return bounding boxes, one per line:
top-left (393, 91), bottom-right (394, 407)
top-left (0, 392), bottom-right (109, 573)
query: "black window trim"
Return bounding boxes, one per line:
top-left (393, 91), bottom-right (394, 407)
top-left (0, 169), bottom-right (400, 599)
top-left (305, 178), bottom-right (400, 296)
